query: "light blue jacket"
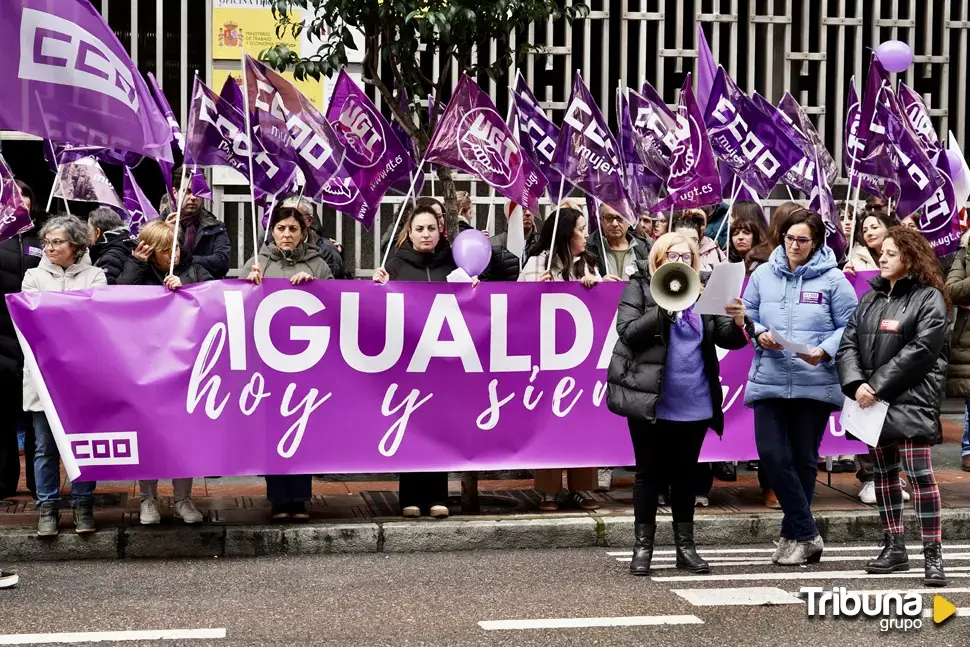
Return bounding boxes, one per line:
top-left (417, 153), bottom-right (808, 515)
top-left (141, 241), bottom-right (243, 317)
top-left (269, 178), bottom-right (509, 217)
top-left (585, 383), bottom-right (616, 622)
top-left (742, 245), bottom-right (859, 407)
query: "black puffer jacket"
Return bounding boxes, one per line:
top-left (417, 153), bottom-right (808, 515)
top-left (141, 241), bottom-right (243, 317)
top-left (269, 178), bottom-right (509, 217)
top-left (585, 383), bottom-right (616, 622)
top-left (606, 260), bottom-right (752, 434)
top-left (0, 223), bottom-right (44, 395)
top-left (487, 228), bottom-right (541, 282)
top-left (89, 228), bottom-right (136, 285)
top-left (836, 274), bottom-right (949, 444)
top-left (385, 239), bottom-right (456, 282)
top-left (116, 253), bottom-right (214, 287)
top-left (160, 207), bottom-right (231, 279)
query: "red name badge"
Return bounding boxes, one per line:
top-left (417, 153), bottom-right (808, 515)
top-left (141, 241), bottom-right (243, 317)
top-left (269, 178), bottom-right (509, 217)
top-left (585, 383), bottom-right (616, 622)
top-left (879, 319), bottom-right (900, 332)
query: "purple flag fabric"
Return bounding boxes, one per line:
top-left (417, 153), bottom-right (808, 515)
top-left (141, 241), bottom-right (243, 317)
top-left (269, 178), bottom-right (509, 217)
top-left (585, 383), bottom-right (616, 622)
top-left (326, 70), bottom-right (415, 210)
top-left (882, 89), bottom-right (944, 219)
top-left (122, 166), bottom-right (159, 236)
top-left (917, 151), bottom-right (962, 256)
top-left (750, 92), bottom-right (817, 196)
top-left (242, 54), bottom-right (301, 198)
top-left (426, 75), bottom-right (547, 213)
top-left (857, 55), bottom-right (893, 147)
top-left (703, 68), bottom-right (801, 198)
top-left (509, 88), bottom-right (573, 200)
top-left (655, 74), bottom-right (722, 211)
top-left (388, 86), bottom-right (424, 197)
top-left (147, 72), bottom-right (212, 199)
top-left (696, 24), bottom-right (717, 113)
top-left (809, 149), bottom-right (847, 261)
top-left (778, 92), bottom-right (839, 187)
top-left (0, 1), bottom-right (173, 162)
top-left (220, 75), bottom-right (246, 114)
top-left (628, 83), bottom-right (678, 180)
top-left (898, 82), bottom-right (942, 156)
top-left (618, 89), bottom-right (662, 214)
top-left (553, 72), bottom-right (633, 218)
top-left (0, 155), bottom-right (34, 243)
top-left (6, 278), bottom-right (871, 482)
top-left (43, 143), bottom-right (142, 170)
top-left (52, 156), bottom-right (123, 209)
top-left (844, 78), bottom-right (896, 196)
top-left (183, 77), bottom-right (287, 200)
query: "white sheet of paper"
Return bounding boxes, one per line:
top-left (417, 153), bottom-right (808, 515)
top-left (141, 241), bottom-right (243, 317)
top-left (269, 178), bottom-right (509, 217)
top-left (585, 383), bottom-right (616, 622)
top-left (693, 262), bottom-right (746, 316)
top-left (447, 268), bottom-right (473, 283)
top-left (840, 397), bottom-right (889, 447)
top-left (769, 326), bottom-right (815, 355)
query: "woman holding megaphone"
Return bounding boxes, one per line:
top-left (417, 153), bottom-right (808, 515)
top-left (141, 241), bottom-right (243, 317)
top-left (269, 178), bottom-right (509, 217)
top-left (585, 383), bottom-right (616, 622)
top-left (742, 209), bottom-right (859, 566)
top-left (607, 232), bottom-right (752, 576)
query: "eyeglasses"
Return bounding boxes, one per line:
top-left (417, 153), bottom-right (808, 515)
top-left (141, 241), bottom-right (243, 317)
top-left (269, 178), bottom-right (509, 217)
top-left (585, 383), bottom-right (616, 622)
top-left (785, 235), bottom-right (813, 247)
top-left (42, 239), bottom-right (68, 249)
top-left (602, 215), bottom-right (623, 224)
top-left (666, 251), bottom-right (694, 264)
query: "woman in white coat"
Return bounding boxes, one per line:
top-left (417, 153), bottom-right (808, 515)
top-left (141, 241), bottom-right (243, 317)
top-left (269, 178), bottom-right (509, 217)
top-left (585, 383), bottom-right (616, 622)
top-left (23, 215), bottom-right (106, 537)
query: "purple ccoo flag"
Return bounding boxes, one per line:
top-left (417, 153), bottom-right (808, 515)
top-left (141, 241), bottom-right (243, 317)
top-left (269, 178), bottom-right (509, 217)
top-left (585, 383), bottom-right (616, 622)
top-left (509, 87), bottom-right (573, 200)
top-left (655, 74), bottom-right (722, 211)
top-left (0, 1), bottom-right (173, 163)
top-left (809, 149), bottom-right (847, 261)
top-left (146, 72), bottom-right (212, 199)
top-left (122, 166), bottom-right (159, 236)
top-left (426, 75), bottom-right (547, 213)
top-left (326, 69), bottom-right (415, 210)
top-left (0, 155), bottom-right (34, 244)
top-left (53, 156), bottom-right (123, 210)
top-left (898, 82), bottom-right (942, 156)
top-left (242, 54), bottom-right (301, 198)
top-left (553, 72), bottom-right (633, 219)
top-left (750, 92), bottom-right (817, 196)
top-left (778, 92), bottom-right (839, 186)
top-left (628, 82), bottom-right (678, 180)
top-left (618, 88), bottom-right (662, 214)
top-left (917, 148), bottom-right (962, 257)
top-left (703, 68), bottom-right (801, 198)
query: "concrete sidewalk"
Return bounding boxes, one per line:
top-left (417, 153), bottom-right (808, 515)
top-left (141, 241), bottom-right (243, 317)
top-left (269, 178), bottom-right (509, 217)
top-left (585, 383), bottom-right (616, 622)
top-left (2, 417), bottom-right (969, 560)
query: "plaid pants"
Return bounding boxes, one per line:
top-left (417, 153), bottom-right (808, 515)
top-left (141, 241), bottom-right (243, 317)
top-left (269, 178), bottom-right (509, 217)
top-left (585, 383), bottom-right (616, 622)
top-left (870, 440), bottom-right (941, 542)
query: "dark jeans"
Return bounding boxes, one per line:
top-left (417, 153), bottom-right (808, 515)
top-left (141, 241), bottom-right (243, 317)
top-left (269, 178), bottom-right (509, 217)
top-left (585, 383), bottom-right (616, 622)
top-left (399, 472), bottom-right (448, 513)
top-left (754, 398), bottom-right (832, 541)
top-left (264, 475), bottom-right (312, 505)
top-left (0, 408), bottom-right (33, 498)
top-left (629, 418), bottom-right (709, 525)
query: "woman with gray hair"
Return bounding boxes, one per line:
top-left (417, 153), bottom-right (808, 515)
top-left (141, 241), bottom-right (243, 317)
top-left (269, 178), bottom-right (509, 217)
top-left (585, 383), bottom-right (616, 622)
top-left (22, 215), bottom-right (106, 537)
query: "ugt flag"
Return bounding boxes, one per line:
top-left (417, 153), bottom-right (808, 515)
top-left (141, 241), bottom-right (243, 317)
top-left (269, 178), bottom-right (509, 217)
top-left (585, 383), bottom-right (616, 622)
top-left (704, 67), bottom-right (801, 198)
top-left (52, 156), bottom-right (123, 210)
top-left (147, 72), bottom-right (211, 199)
top-left (426, 75), bottom-right (547, 213)
top-left (844, 77), bottom-right (896, 196)
top-left (326, 69), bottom-right (415, 208)
top-left (0, 154), bottom-right (34, 244)
top-left (122, 166), bottom-right (159, 236)
top-left (0, 1), bottom-right (172, 162)
top-left (898, 82), bottom-right (941, 157)
top-left (553, 72), bottom-right (633, 219)
top-left (655, 74), bottom-right (721, 211)
top-left (917, 148), bottom-right (962, 257)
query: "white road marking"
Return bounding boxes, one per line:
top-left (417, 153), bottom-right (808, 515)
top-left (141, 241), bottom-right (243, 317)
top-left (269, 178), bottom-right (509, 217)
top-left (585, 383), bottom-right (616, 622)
top-left (606, 544), bottom-right (970, 557)
top-left (478, 616), bottom-right (703, 630)
top-left (672, 587), bottom-right (802, 606)
top-left (921, 608), bottom-right (970, 618)
top-left (653, 568), bottom-right (970, 583)
top-left (0, 629), bottom-right (227, 645)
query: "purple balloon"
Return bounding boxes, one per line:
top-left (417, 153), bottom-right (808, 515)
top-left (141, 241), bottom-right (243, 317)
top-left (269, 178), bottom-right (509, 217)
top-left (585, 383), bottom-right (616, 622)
top-left (452, 229), bottom-right (492, 276)
top-left (875, 40), bottom-right (913, 73)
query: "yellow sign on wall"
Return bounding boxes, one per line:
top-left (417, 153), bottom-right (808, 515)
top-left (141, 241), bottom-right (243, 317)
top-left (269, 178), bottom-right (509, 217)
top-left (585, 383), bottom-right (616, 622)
top-left (212, 1), bottom-right (301, 61)
top-left (220, 70), bottom-right (326, 111)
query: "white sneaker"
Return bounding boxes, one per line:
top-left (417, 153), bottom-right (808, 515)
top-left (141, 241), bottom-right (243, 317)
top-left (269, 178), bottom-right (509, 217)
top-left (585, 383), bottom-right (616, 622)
top-left (402, 506), bottom-right (421, 518)
top-left (429, 505), bottom-right (449, 519)
top-left (859, 481), bottom-right (876, 504)
top-left (596, 468), bottom-right (614, 492)
top-left (901, 480), bottom-right (911, 502)
top-left (695, 495), bottom-right (710, 508)
top-left (140, 497), bottom-right (161, 525)
top-left (174, 499), bottom-right (203, 524)
top-left (0, 570), bottom-right (18, 589)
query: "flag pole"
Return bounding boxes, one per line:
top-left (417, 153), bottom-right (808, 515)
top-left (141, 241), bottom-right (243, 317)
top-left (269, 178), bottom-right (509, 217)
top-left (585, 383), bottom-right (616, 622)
top-left (380, 153), bottom-right (429, 270)
top-left (714, 179), bottom-right (744, 252)
top-left (262, 193), bottom-right (278, 246)
top-left (240, 52), bottom-right (260, 267)
top-left (785, 185), bottom-right (795, 201)
top-left (847, 82), bottom-right (884, 254)
top-left (168, 168), bottom-right (191, 276)
top-left (545, 175), bottom-right (568, 273)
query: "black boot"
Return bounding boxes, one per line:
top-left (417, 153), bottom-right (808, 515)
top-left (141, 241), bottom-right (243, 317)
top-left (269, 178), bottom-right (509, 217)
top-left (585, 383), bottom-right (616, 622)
top-left (673, 522), bottom-right (709, 574)
top-left (923, 541), bottom-right (947, 587)
top-left (630, 524), bottom-right (655, 576)
top-left (865, 533), bottom-right (909, 574)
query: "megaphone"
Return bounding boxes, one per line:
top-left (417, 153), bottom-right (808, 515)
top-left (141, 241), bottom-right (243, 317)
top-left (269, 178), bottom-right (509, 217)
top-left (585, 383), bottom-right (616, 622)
top-left (651, 262), bottom-right (701, 312)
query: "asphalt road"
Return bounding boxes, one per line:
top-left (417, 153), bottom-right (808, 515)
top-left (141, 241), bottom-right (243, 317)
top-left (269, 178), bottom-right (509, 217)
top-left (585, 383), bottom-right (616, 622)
top-left (1, 543), bottom-right (970, 646)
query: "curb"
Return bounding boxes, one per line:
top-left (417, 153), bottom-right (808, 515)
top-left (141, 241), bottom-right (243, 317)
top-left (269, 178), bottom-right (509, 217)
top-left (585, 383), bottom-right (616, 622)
top-left (3, 509), bottom-right (970, 561)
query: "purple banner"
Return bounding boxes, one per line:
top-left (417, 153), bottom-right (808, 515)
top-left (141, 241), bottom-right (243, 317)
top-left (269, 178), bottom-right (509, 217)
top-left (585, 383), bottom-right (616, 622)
top-left (8, 278), bottom-right (871, 482)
